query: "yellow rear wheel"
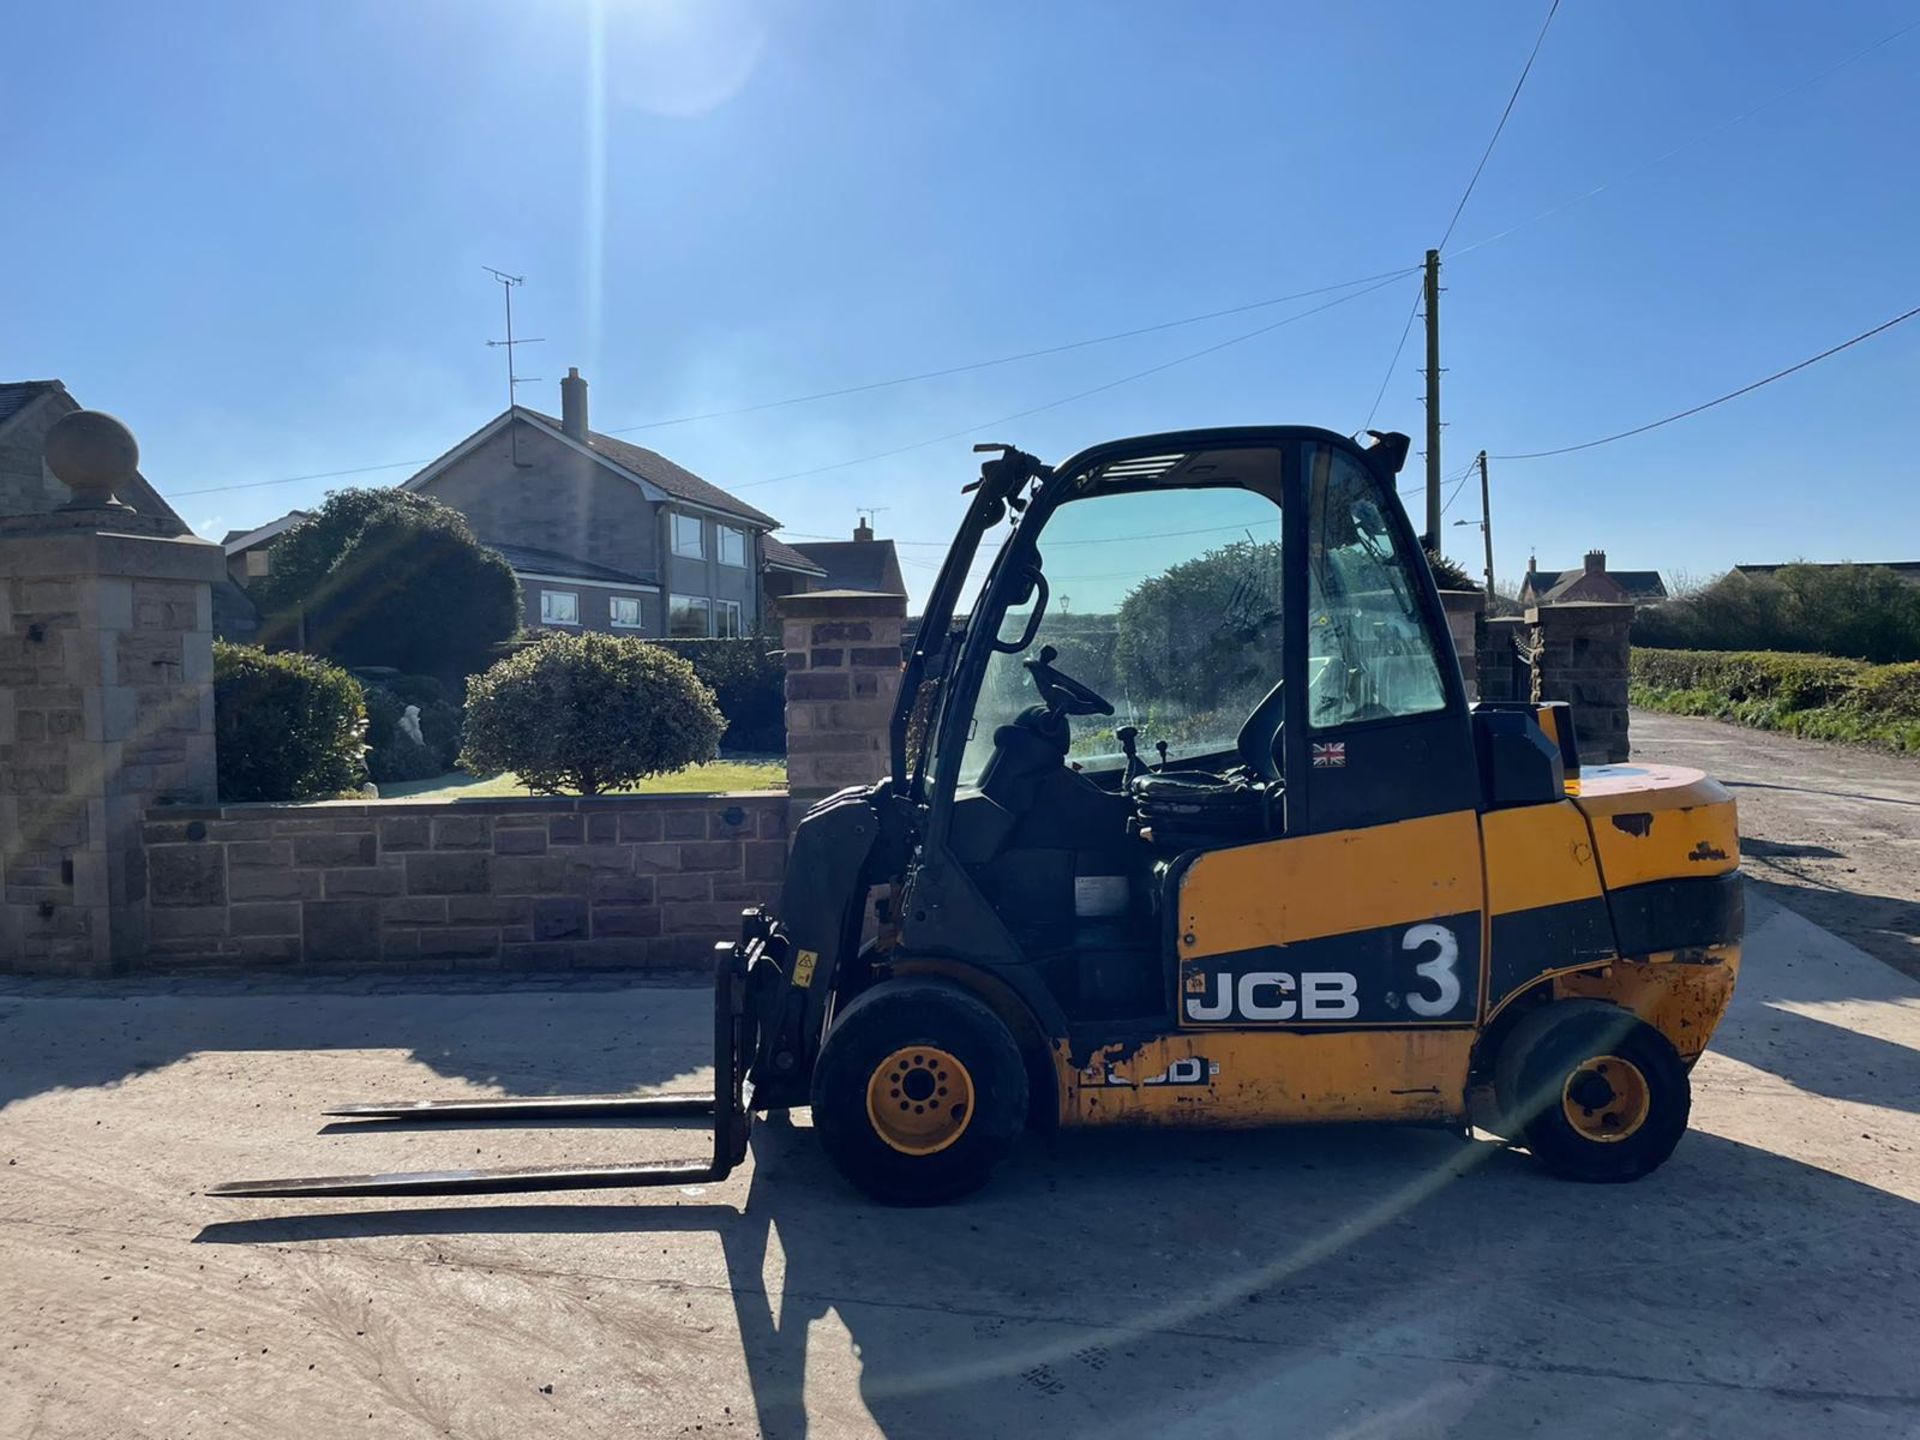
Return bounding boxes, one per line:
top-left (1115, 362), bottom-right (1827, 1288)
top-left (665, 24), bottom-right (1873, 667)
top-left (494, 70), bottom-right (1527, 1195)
top-left (864, 1046), bottom-right (976, 1156)
top-left (1559, 1054), bottom-right (1651, 1143)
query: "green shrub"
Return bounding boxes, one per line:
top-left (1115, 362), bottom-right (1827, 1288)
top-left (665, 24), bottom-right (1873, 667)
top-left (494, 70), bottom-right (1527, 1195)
top-left (650, 638), bottom-right (787, 752)
top-left (360, 673), bottom-right (464, 783)
top-left (1425, 549), bottom-right (1476, 592)
top-left (213, 641), bottom-right (366, 801)
top-left (460, 632), bottom-right (724, 795)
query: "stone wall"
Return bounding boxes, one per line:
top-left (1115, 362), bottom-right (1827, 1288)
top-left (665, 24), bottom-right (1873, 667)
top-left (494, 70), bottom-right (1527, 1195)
top-left (139, 792), bottom-right (788, 969)
top-left (780, 589), bottom-right (905, 801)
top-left (1479, 616), bottom-right (1530, 703)
top-left (1529, 602), bottom-right (1633, 764)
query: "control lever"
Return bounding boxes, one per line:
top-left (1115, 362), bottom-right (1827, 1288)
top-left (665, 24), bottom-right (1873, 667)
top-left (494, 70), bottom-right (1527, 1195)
top-left (1117, 725), bottom-right (1144, 785)
top-left (1155, 740), bottom-right (1170, 771)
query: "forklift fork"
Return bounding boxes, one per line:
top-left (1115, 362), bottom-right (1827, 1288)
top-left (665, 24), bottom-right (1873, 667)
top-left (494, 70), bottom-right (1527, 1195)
top-left (208, 935), bottom-right (758, 1201)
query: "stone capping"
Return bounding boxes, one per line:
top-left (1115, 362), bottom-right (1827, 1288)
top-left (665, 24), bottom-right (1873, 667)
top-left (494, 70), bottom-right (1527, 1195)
top-left (777, 588), bottom-right (907, 619)
top-left (138, 790), bottom-right (792, 972)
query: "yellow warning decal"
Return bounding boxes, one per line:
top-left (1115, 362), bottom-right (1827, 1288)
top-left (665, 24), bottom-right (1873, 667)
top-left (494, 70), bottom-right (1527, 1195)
top-left (792, 949), bottom-right (819, 988)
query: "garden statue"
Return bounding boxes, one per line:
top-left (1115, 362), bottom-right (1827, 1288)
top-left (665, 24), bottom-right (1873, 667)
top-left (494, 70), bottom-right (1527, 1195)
top-left (397, 704), bottom-right (425, 747)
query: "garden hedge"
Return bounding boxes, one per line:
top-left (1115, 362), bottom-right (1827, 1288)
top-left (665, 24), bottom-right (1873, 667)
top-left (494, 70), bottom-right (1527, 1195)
top-left (1631, 647), bottom-right (1920, 752)
top-left (212, 642), bottom-right (367, 801)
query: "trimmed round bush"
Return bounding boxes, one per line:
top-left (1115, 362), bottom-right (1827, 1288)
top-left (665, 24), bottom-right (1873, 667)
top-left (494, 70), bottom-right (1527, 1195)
top-left (460, 632), bottom-right (724, 795)
top-left (213, 641), bottom-right (367, 802)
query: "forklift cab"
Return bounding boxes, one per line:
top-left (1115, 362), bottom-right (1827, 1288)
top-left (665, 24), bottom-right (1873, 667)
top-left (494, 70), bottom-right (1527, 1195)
top-left (895, 428), bottom-right (1491, 1034)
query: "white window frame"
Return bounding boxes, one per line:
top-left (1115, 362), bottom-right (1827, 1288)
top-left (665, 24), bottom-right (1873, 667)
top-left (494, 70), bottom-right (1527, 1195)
top-left (669, 593), bottom-right (712, 638)
top-left (716, 599), bottom-right (744, 638)
top-left (671, 513), bottom-right (706, 559)
top-left (609, 594), bottom-right (645, 629)
top-left (718, 524), bottom-right (748, 568)
top-left (540, 589), bottom-right (580, 627)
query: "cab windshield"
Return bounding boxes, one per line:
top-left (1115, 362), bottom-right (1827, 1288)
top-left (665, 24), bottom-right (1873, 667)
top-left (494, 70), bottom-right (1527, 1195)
top-left (959, 475), bottom-right (1286, 785)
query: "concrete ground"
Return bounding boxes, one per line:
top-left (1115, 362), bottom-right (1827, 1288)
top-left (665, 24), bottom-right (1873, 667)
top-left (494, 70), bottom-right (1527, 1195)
top-left (3, 717), bottom-right (1919, 1437)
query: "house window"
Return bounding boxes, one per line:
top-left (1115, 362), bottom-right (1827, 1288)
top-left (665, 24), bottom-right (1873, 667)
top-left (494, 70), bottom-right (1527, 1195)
top-left (718, 525), bottom-right (747, 568)
top-left (610, 595), bottom-right (644, 629)
top-left (244, 549), bottom-right (271, 577)
top-left (671, 513), bottom-right (705, 559)
top-left (540, 589), bottom-right (580, 626)
top-left (669, 594), bottom-right (712, 637)
top-left (716, 599), bottom-right (744, 638)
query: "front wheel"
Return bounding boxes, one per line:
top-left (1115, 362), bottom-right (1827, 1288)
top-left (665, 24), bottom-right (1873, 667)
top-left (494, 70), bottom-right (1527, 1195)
top-left (811, 979), bottom-right (1029, 1205)
top-left (1495, 1000), bottom-right (1691, 1183)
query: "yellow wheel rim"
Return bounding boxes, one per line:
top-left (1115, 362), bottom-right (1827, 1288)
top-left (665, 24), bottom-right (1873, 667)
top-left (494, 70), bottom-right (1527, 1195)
top-left (865, 1046), bottom-right (975, 1156)
top-left (1561, 1054), bottom-right (1651, 1143)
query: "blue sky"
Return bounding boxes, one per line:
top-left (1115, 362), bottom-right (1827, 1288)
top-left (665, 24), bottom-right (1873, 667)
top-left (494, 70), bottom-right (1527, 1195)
top-left (4, 0), bottom-right (1916, 603)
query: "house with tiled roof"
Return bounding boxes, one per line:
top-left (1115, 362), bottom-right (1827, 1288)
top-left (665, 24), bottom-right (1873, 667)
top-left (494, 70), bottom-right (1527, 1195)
top-left (1520, 550), bottom-right (1667, 608)
top-left (401, 369), bottom-right (805, 638)
top-left (0, 380), bottom-right (188, 533)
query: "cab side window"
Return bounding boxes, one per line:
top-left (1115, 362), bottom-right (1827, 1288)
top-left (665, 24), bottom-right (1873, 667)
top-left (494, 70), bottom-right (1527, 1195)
top-left (1305, 445), bottom-right (1447, 729)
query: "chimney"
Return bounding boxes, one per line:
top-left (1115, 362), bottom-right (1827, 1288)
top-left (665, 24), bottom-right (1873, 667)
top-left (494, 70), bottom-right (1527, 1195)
top-left (854, 515), bottom-right (874, 543)
top-left (1584, 548), bottom-right (1606, 577)
top-left (561, 367), bottom-right (589, 440)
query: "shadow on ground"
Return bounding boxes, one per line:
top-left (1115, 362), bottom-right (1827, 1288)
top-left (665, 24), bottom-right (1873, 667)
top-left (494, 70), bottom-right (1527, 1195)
top-left (0, 979), bottom-right (709, 1111)
top-left (196, 1111), bottom-right (1920, 1437)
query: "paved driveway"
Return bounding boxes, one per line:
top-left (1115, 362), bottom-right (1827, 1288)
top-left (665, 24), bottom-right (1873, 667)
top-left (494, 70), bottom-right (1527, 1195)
top-left (1633, 708), bottom-right (1920, 980)
top-left (3, 891), bottom-right (1918, 1438)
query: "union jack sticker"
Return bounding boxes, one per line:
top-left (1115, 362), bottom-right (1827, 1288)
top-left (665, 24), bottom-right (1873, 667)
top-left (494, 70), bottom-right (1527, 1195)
top-left (1311, 741), bottom-right (1347, 769)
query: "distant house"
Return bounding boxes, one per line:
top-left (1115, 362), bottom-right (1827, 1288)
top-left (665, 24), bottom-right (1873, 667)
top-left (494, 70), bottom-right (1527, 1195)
top-left (762, 535), bottom-right (829, 608)
top-left (399, 369), bottom-right (792, 639)
top-left (1520, 550), bottom-right (1667, 608)
top-left (1733, 561), bottom-right (1920, 587)
top-left (790, 518), bottom-right (907, 596)
top-left (222, 509), bottom-right (309, 585)
top-left (0, 380), bottom-right (188, 532)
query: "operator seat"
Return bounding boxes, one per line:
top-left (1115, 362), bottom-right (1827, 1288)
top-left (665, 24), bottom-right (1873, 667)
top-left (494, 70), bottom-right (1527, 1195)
top-left (1128, 679), bottom-right (1284, 845)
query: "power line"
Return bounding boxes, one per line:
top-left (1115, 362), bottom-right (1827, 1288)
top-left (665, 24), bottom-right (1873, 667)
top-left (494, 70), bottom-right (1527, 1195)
top-left (731, 271), bottom-right (1412, 492)
top-left (1360, 279), bottom-right (1425, 433)
top-left (1360, 0), bottom-right (1560, 435)
top-left (1492, 301), bottom-right (1920, 461)
top-left (600, 267), bottom-right (1417, 437)
top-left (1447, 14), bottom-right (1920, 261)
top-left (1439, 0), bottom-right (1563, 251)
top-left (161, 266), bottom-right (1413, 502)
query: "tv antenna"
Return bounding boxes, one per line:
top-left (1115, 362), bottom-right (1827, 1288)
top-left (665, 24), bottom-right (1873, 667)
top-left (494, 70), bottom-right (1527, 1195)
top-left (857, 505), bottom-right (891, 535)
top-left (483, 267), bottom-right (544, 465)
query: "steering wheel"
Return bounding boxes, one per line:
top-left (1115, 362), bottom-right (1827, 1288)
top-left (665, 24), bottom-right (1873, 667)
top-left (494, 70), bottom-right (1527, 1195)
top-left (1023, 645), bottom-right (1116, 717)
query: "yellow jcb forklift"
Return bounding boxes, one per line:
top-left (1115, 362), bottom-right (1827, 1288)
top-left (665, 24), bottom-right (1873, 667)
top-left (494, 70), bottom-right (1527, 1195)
top-left (216, 426), bottom-right (1741, 1206)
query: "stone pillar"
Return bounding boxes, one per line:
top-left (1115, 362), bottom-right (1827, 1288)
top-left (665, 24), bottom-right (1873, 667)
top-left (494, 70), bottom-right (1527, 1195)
top-left (1529, 601), bottom-right (1633, 765)
top-left (780, 589), bottom-right (906, 803)
top-left (0, 412), bottom-right (223, 974)
top-left (1438, 590), bottom-right (1485, 701)
top-left (1479, 615), bottom-right (1528, 703)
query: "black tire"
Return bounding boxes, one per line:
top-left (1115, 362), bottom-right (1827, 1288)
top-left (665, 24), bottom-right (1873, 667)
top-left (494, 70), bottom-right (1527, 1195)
top-left (1494, 999), bottom-right (1690, 1183)
top-left (811, 978), bottom-right (1029, 1205)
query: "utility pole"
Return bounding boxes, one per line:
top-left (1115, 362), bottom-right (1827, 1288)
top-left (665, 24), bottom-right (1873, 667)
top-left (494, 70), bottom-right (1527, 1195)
top-left (1422, 248), bottom-right (1442, 549)
top-left (484, 267), bottom-right (544, 466)
top-left (1477, 449), bottom-right (1495, 602)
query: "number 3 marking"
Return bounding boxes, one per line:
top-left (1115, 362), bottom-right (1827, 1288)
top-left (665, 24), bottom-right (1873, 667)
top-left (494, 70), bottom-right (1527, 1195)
top-left (1402, 923), bottom-right (1461, 1018)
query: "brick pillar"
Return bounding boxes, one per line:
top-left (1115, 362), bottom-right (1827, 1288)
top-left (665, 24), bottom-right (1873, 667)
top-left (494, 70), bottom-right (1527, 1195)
top-left (0, 412), bottom-right (222, 973)
top-left (1529, 601), bottom-right (1633, 765)
top-left (1438, 589), bottom-right (1485, 701)
top-left (780, 589), bottom-right (905, 802)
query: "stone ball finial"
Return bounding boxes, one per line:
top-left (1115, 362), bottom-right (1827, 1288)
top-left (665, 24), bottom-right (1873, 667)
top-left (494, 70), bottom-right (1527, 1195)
top-left (45, 409), bottom-right (139, 509)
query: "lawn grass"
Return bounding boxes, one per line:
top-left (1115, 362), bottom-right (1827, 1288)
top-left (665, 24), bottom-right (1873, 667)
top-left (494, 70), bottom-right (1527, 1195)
top-left (378, 757), bottom-right (786, 800)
